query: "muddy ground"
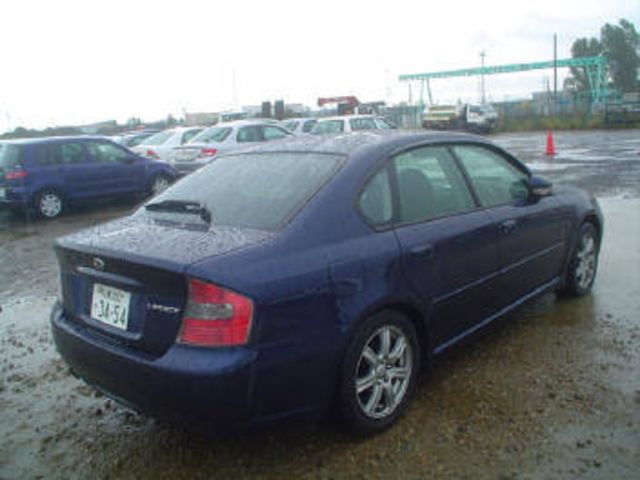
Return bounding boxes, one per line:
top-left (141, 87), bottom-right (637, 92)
top-left (0, 130), bottom-right (639, 479)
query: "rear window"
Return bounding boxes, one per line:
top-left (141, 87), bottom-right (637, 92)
top-left (0, 144), bottom-right (24, 168)
top-left (283, 121), bottom-right (298, 131)
top-left (311, 120), bottom-right (344, 134)
top-left (142, 130), bottom-right (174, 146)
top-left (190, 127), bottom-right (232, 144)
top-left (145, 152), bottom-right (344, 230)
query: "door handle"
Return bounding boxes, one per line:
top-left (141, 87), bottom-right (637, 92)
top-left (408, 243), bottom-right (435, 260)
top-left (500, 219), bottom-right (517, 235)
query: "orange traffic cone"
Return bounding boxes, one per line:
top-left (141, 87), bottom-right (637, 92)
top-left (545, 130), bottom-right (556, 156)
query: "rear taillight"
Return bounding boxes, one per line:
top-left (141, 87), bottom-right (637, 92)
top-left (146, 149), bottom-right (159, 159)
top-left (5, 170), bottom-right (28, 180)
top-left (199, 148), bottom-right (218, 157)
top-left (177, 278), bottom-right (253, 347)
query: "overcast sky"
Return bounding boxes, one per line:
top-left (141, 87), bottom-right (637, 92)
top-left (0, 0), bottom-right (637, 131)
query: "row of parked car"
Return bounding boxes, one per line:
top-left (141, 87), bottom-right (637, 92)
top-left (117, 114), bottom-right (396, 175)
top-left (0, 115), bottom-right (395, 219)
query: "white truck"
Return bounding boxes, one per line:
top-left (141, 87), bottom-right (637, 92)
top-left (422, 103), bottom-right (498, 133)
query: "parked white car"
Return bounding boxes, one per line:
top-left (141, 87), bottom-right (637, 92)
top-left (169, 120), bottom-right (292, 175)
top-left (310, 115), bottom-right (396, 135)
top-left (132, 127), bottom-right (204, 162)
top-left (281, 117), bottom-right (318, 135)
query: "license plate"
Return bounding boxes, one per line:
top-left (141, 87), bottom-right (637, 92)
top-left (0, 188), bottom-right (5, 199)
top-left (90, 283), bottom-right (131, 330)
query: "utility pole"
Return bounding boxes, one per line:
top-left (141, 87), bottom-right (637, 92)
top-left (553, 34), bottom-right (558, 103)
top-left (480, 51), bottom-right (486, 105)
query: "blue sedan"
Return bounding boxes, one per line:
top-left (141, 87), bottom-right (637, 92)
top-left (50, 131), bottom-right (603, 434)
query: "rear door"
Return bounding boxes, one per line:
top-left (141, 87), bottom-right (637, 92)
top-left (261, 125), bottom-right (291, 142)
top-left (56, 141), bottom-right (106, 199)
top-left (390, 145), bottom-right (501, 347)
top-left (452, 144), bottom-right (567, 305)
top-left (84, 140), bottom-right (146, 195)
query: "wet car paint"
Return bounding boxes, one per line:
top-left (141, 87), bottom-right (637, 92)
top-left (0, 129), bottom-right (639, 479)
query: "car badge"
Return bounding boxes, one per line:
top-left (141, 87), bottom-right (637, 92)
top-left (92, 257), bottom-right (106, 271)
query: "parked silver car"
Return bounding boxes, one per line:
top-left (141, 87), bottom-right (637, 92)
top-left (132, 127), bottom-right (203, 163)
top-left (169, 120), bottom-right (292, 175)
top-left (311, 115), bottom-right (396, 134)
top-left (281, 117), bottom-right (318, 135)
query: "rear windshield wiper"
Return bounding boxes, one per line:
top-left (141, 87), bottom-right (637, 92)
top-left (145, 199), bottom-right (212, 224)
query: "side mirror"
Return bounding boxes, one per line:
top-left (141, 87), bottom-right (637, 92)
top-left (528, 176), bottom-right (553, 197)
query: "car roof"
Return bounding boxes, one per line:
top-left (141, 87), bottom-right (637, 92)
top-left (316, 114), bottom-right (379, 122)
top-left (222, 130), bottom-right (492, 158)
top-left (0, 135), bottom-right (116, 145)
top-left (215, 119), bottom-right (284, 128)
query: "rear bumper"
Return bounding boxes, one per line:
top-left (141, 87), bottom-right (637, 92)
top-left (172, 158), bottom-right (213, 176)
top-left (50, 301), bottom-right (256, 426)
top-left (0, 185), bottom-right (30, 207)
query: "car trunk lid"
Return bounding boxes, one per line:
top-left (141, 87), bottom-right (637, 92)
top-left (55, 215), bottom-right (273, 356)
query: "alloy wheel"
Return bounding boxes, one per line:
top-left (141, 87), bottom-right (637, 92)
top-left (355, 325), bottom-right (413, 419)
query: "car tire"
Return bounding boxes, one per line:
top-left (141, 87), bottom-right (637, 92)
top-left (34, 189), bottom-right (64, 219)
top-left (150, 174), bottom-right (172, 196)
top-left (337, 309), bottom-right (420, 436)
top-left (560, 222), bottom-right (600, 297)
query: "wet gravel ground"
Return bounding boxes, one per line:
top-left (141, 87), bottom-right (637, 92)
top-left (0, 129), bottom-right (639, 479)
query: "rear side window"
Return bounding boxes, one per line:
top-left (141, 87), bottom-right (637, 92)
top-left (146, 152), bottom-right (344, 230)
top-left (311, 120), bottom-right (344, 134)
top-left (33, 145), bottom-right (58, 165)
top-left (60, 143), bottom-right (86, 164)
top-left (237, 126), bottom-right (262, 142)
top-left (0, 144), bottom-right (24, 168)
top-left (358, 168), bottom-right (392, 227)
top-left (453, 145), bottom-right (528, 207)
top-left (394, 146), bottom-right (475, 224)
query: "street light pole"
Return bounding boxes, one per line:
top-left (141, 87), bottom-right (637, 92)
top-left (480, 51), bottom-right (486, 105)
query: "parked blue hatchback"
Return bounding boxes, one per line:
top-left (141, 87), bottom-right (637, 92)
top-left (50, 131), bottom-right (603, 434)
top-left (0, 136), bottom-right (176, 218)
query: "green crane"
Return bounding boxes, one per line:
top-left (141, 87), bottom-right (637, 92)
top-left (399, 56), bottom-right (608, 104)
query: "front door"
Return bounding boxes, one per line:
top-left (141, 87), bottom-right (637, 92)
top-left (452, 144), bottom-right (567, 306)
top-left (390, 145), bottom-right (502, 347)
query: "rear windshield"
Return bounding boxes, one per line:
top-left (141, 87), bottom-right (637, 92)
top-left (142, 130), bottom-right (174, 146)
top-left (0, 143), bottom-right (24, 168)
top-left (144, 152), bottom-right (344, 230)
top-left (189, 127), bottom-right (232, 144)
top-left (311, 120), bottom-right (344, 134)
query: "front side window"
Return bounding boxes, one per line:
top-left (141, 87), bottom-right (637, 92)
top-left (86, 141), bottom-right (129, 164)
top-left (394, 146), bottom-right (475, 224)
top-left (349, 118), bottom-right (377, 131)
top-left (358, 168), bottom-right (392, 227)
top-left (302, 120), bottom-right (317, 132)
top-left (375, 118), bottom-right (395, 129)
top-left (262, 126), bottom-right (290, 141)
top-left (453, 145), bottom-right (528, 207)
top-left (311, 120), bottom-right (344, 134)
top-left (283, 121), bottom-right (298, 132)
top-left (236, 126), bottom-right (263, 143)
